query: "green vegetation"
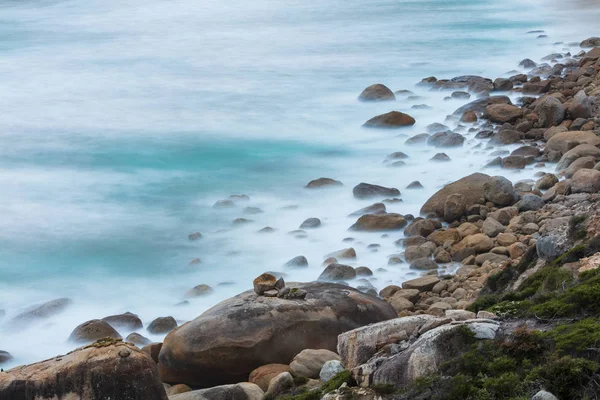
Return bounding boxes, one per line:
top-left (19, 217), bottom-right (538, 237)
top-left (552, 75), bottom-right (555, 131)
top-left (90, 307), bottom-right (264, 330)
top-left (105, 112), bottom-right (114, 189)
top-left (274, 370), bottom-right (352, 400)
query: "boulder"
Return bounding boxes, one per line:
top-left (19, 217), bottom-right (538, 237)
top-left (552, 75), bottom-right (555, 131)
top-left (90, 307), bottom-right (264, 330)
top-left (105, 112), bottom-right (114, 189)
top-left (265, 372), bottom-right (294, 398)
top-left (349, 213), bottom-right (407, 231)
top-left (358, 84), bottom-right (396, 101)
top-left (319, 264), bottom-right (356, 281)
top-left (353, 183), bottom-right (400, 199)
top-left (320, 360), bottom-right (345, 383)
top-left (565, 156), bottom-right (596, 178)
top-left (535, 174), bottom-right (559, 190)
top-left (167, 384), bottom-right (193, 396)
top-left (405, 133), bottom-right (430, 145)
top-left (484, 104), bottom-right (523, 123)
top-left (284, 256), bottom-right (309, 268)
top-left (482, 218), bottom-right (505, 237)
top-left (355, 321), bottom-right (499, 388)
top-left (404, 219), bottom-right (437, 237)
top-left (421, 173), bottom-right (490, 217)
top-left (493, 78), bottom-right (513, 91)
top-left (300, 217), bottom-right (321, 229)
top-left (410, 258), bottom-right (438, 270)
top-left (169, 383), bottom-right (263, 400)
top-left (427, 131), bottom-right (465, 147)
top-left (523, 80), bottom-right (551, 95)
top-left (567, 90), bottom-right (592, 119)
top-left (253, 273), bottom-right (277, 295)
top-left (185, 284), bottom-right (214, 298)
top-left (126, 332), bottom-right (152, 347)
top-left (532, 390), bottom-right (559, 400)
top-left (452, 95), bottom-right (511, 117)
top-left (502, 155), bottom-right (527, 169)
top-left (402, 275), bottom-right (440, 292)
top-left (363, 111), bottom-right (416, 128)
top-left (289, 349), bottom-right (341, 379)
top-left (534, 96), bottom-right (565, 128)
top-left (546, 131), bottom-right (600, 155)
top-left (147, 317), bottom-right (177, 334)
top-left (490, 129), bottom-right (521, 145)
top-left (483, 176), bottom-right (515, 206)
top-left (580, 37), bottom-right (600, 47)
top-left (0, 351), bottom-right (13, 365)
top-left (68, 319), bottom-right (122, 344)
top-left (158, 282), bottom-right (396, 387)
top-left (557, 144), bottom-right (600, 171)
top-left (0, 340), bottom-right (167, 400)
top-left (249, 364), bottom-right (291, 392)
top-left (517, 194), bottom-right (545, 211)
top-left (430, 152), bottom-right (451, 162)
top-left (102, 312), bottom-right (143, 331)
top-left (305, 178), bottom-right (343, 189)
top-left (325, 248), bottom-right (356, 260)
top-left (9, 298), bottom-right (72, 330)
top-left (571, 169), bottom-right (600, 193)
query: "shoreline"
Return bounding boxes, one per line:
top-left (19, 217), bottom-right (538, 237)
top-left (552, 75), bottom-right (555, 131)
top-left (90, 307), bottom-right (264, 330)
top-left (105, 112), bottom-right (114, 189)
top-left (2, 27), bottom-right (600, 399)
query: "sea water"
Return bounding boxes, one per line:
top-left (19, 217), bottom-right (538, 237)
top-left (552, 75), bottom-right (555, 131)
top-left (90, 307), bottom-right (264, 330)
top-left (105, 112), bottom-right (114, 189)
top-left (0, 0), bottom-right (598, 367)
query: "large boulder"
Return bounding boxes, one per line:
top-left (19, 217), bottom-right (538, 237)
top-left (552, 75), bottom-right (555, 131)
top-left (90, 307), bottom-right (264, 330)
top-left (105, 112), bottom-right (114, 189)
top-left (483, 104), bottom-right (523, 123)
top-left (556, 144), bottom-right (600, 171)
top-left (581, 37), bottom-right (600, 47)
top-left (452, 95), bottom-right (511, 117)
top-left (420, 173), bottom-right (490, 217)
top-left (102, 312), bottom-right (143, 331)
top-left (169, 383), bottom-right (263, 400)
top-left (319, 264), bottom-right (357, 281)
top-left (356, 321), bottom-right (500, 387)
top-left (483, 176), bottom-right (515, 206)
top-left (546, 131), bottom-right (600, 155)
top-left (363, 111), bottom-right (416, 128)
top-left (534, 96), bottom-right (565, 128)
top-left (349, 213), bottom-right (407, 231)
top-left (353, 183), bottom-right (400, 199)
top-left (158, 282), bottom-right (396, 387)
top-left (0, 340), bottom-right (167, 400)
top-left (571, 169), bottom-right (600, 193)
top-left (358, 84), bottom-right (396, 101)
top-left (567, 90), bottom-right (592, 119)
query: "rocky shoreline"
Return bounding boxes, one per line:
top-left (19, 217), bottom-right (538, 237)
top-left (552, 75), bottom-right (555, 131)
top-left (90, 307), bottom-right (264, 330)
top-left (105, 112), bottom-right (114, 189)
top-left (2, 34), bottom-right (600, 400)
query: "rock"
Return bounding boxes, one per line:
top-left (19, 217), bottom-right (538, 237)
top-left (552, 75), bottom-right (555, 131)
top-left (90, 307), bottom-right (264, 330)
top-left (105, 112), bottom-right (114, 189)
top-left (484, 104), bottom-right (523, 123)
top-left (571, 169), bottom-right (600, 193)
top-left (483, 176), bottom-right (515, 206)
top-left (445, 310), bottom-right (476, 321)
top-left (557, 144), bottom-right (600, 171)
top-left (284, 256), bottom-right (309, 268)
top-left (406, 181), bottom-right (423, 189)
top-left (389, 295), bottom-right (414, 312)
top-left (290, 349), bottom-right (341, 379)
top-left (126, 332), bottom-right (152, 347)
top-left (169, 383), bottom-right (264, 400)
top-left (213, 200), bottom-right (235, 209)
top-left (353, 183), bottom-right (400, 199)
top-left (535, 174), bottom-right (559, 190)
top-left (167, 384), bottom-right (193, 396)
top-left (68, 319), bottom-right (122, 344)
top-left (421, 173), bottom-right (490, 217)
top-left (523, 80), bottom-right (551, 95)
top-left (451, 91), bottom-right (471, 99)
top-left (363, 111), bottom-right (416, 128)
top-left (253, 273), bottom-right (277, 295)
top-left (300, 217), bottom-right (321, 229)
top-left (427, 131), bottom-right (465, 147)
top-left (566, 156), bottom-right (596, 178)
top-left (405, 245), bottom-right (433, 262)
top-left (379, 285), bottom-right (401, 298)
top-left (358, 84), bottom-right (396, 101)
top-left (357, 322), bottom-right (499, 388)
top-left (497, 232), bottom-right (518, 246)
top-left (402, 275), bottom-right (440, 292)
top-left (158, 282), bottom-right (395, 387)
top-left (147, 317), bottom-right (177, 334)
top-left (519, 58), bottom-right (537, 69)
top-left (265, 372), bottom-right (294, 398)
top-left (534, 96), bottom-right (565, 128)
top-left (355, 266), bottom-right (373, 276)
top-left (461, 110), bottom-right (477, 123)
top-left (546, 131), bottom-right (600, 155)
top-left (249, 364), bottom-right (291, 392)
top-left (0, 351), bottom-right (13, 365)
top-left (9, 298), bottom-right (72, 330)
top-left (185, 284), bottom-right (214, 298)
top-left (503, 155), bottom-right (527, 169)
top-left (568, 90), bottom-right (592, 119)
top-left (305, 178), bottom-right (343, 189)
top-left (337, 315), bottom-right (438, 369)
top-left (490, 129), bottom-right (522, 145)
top-left (493, 78), bottom-right (513, 91)
top-left (475, 253), bottom-right (508, 265)
top-left (580, 37), bottom-right (600, 47)
top-left (320, 360), bottom-right (345, 383)
top-left (463, 233), bottom-right (494, 253)
top-left (319, 264), bottom-right (357, 281)
top-left (426, 123), bottom-right (449, 133)
top-left (405, 133), bottom-right (430, 145)
top-left (443, 193), bottom-right (466, 222)
top-left (102, 312), bottom-right (143, 331)
top-left (431, 153), bottom-right (452, 163)
top-left (428, 228), bottom-right (461, 246)
top-left (391, 289), bottom-right (420, 303)
top-left (188, 232), bottom-right (203, 241)
top-left (477, 310), bottom-right (498, 319)
top-left (511, 145), bottom-right (540, 158)
top-left (532, 390), bottom-right (559, 400)
top-left (326, 248), bottom-right (356, 260)
top-left (410, 258), bottom-right (438, 270)
top-left (348, 203), bottom-right (386, 217)
top-left (517, 194), bottom-right (544, 211)
top-left (0, 340), bottom-right (167, 400)
top-left (349, 213), bottom-right (407, 231)
top-left (482, 218), bottom-right (505, 237)
top-left (141, 342), bottom-right (162, 363)
top-left (404, 219), bottom-right (437, 237)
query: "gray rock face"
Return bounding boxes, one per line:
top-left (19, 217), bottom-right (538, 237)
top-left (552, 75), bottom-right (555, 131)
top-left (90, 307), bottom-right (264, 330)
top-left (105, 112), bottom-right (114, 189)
top-left (534, 96), bottom-right (565, 128)
top-left (517, 194), bottom-right (544, 211)
top-left (426, 131), bottom-right (465, 147)
top-left (320, 360), bottom-right (345, 383)
top-left (537, 235), bottom-right (569, 260)
top-left (532, 390), bottom-right (559, 400)
top-left (353, 183), bottom-right (400, 199)
top-left (158, 282), bottom-right (396, 387)
top-left (348, 203), bottom-right (386, 217)
top-left (284, 256), bottom-right (309, 268)
top-left (0, 341), bottom-right (168, 400)
top-left (169, 383), bottom-right (264, 400)
top-left (147, 316), bottom-right (177, 334)
top-left (300, 218), bottom-right (321, 229)
top-left (483, 176), bottom-right (515, 206)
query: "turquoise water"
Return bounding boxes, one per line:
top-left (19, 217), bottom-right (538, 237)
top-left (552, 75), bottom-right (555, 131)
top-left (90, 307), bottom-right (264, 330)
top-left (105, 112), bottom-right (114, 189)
top-left (0, 0), bottom-right (598, 366)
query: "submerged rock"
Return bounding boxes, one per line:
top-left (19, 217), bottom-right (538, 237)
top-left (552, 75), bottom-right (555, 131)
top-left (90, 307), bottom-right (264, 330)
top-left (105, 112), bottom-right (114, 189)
top-left (68, 319), bottom-right (122, 344)
top-left (305, 178), bottom-right (343, 189)
top-left (353, 183), bottom-right (400, 199)
top-left (349, 213), bottom-right (407, 231)
top-left (363, 111), bottom-right (416, 128)
top-left (358, 84), bottom-right (396, 101)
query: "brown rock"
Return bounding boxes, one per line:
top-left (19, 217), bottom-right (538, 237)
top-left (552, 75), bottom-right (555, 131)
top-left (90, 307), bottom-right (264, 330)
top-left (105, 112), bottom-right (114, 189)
top-left (249, 364), bottom-right (291, 392)
top-left (546, 131), bottom-right (600, 155)
top-left (349, 213), bottom-right (407, 231)
top-left (402, 275), bottom-right (440, 292)
top-left (253, 273), bottom-right (277, 295)
top-left (305, 178), bottom-right (343, 189)
top-left (571, 169), bottom-right (600, 193)
top-left (484, 104), bottom-right (523, 123)
top-left (359, 84), bottom-right (396, 101)
top-left (421, 173), bottom-right (490, 217)
top-left (68, 319), bottom-right (122, 344)
top-left (363, 111), bottom-right (416, 128)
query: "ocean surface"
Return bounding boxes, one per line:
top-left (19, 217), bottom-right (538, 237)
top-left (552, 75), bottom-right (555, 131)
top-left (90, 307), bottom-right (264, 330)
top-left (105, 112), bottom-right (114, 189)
top-left (0, 0), bottom-right (599, 367)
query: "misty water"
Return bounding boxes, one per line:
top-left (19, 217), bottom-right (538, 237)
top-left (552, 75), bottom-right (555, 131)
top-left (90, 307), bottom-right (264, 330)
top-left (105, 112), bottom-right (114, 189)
top-left (0, 0), bottom-right (599, 367)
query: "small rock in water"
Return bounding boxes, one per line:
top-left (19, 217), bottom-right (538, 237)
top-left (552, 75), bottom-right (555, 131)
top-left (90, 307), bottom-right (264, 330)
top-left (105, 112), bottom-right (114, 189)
top-left (363, 111), bottom-right (416, 128)
top-left (243, 207), bottom-right (263, 215)
top-left (233, 217), bottom-right (252, 225)
top-left (147, 316), bottom-right (177, 334)
top-left (229, 194), bottom-right (250, 202)
top-left (305, 177), bottom-right (343, 188)
top-left (213, 199), bottom-right (235, 208)
top-left (188, 232), bottom-right (202, 241)
top-left (125, 332), bottom-right (152, 347)
top-left (184, 284), bottom-right (214, 298)
top-left (102, 312), bottom-right (143, 331)
top-left (300, 217), bottom-right (321, 229)
top-left (358, 84), bottom-right (396, 101)
top-left (353, 182), bottom-right (400, 199)
top-left (188, 258), bottom-right (201, 265)
top-left (283, 256), bottom-right (309, 268)
top-left (385, 151), bottom-right (408, 160)
top-left (0, 350), bottom-right (14, 365)
top-left (430, 153), bottom-right (451, 162)
top-left (258, 226), bottom-right (275, 233)
top-left (325, 248), bottom-right (356, 260)
top-left (319, 264), bottom-right (356, 281)
top-left (68, 319), bottom-right (122, 344)
top-left (355, 266), bottom-right (373, 276)
top-left (426, 122), bottom-right (449, 133)
top-left (348, 202), bottom-right (386, 217)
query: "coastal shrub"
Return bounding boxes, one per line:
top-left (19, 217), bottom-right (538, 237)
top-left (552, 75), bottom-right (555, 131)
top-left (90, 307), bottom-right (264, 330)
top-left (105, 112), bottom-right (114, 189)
top-left (278, 370), bottom-right (353, 400)
top-left (467, 295), bottom-right (500, 313)
top-left (527, 356), bottom-right (599, 399)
